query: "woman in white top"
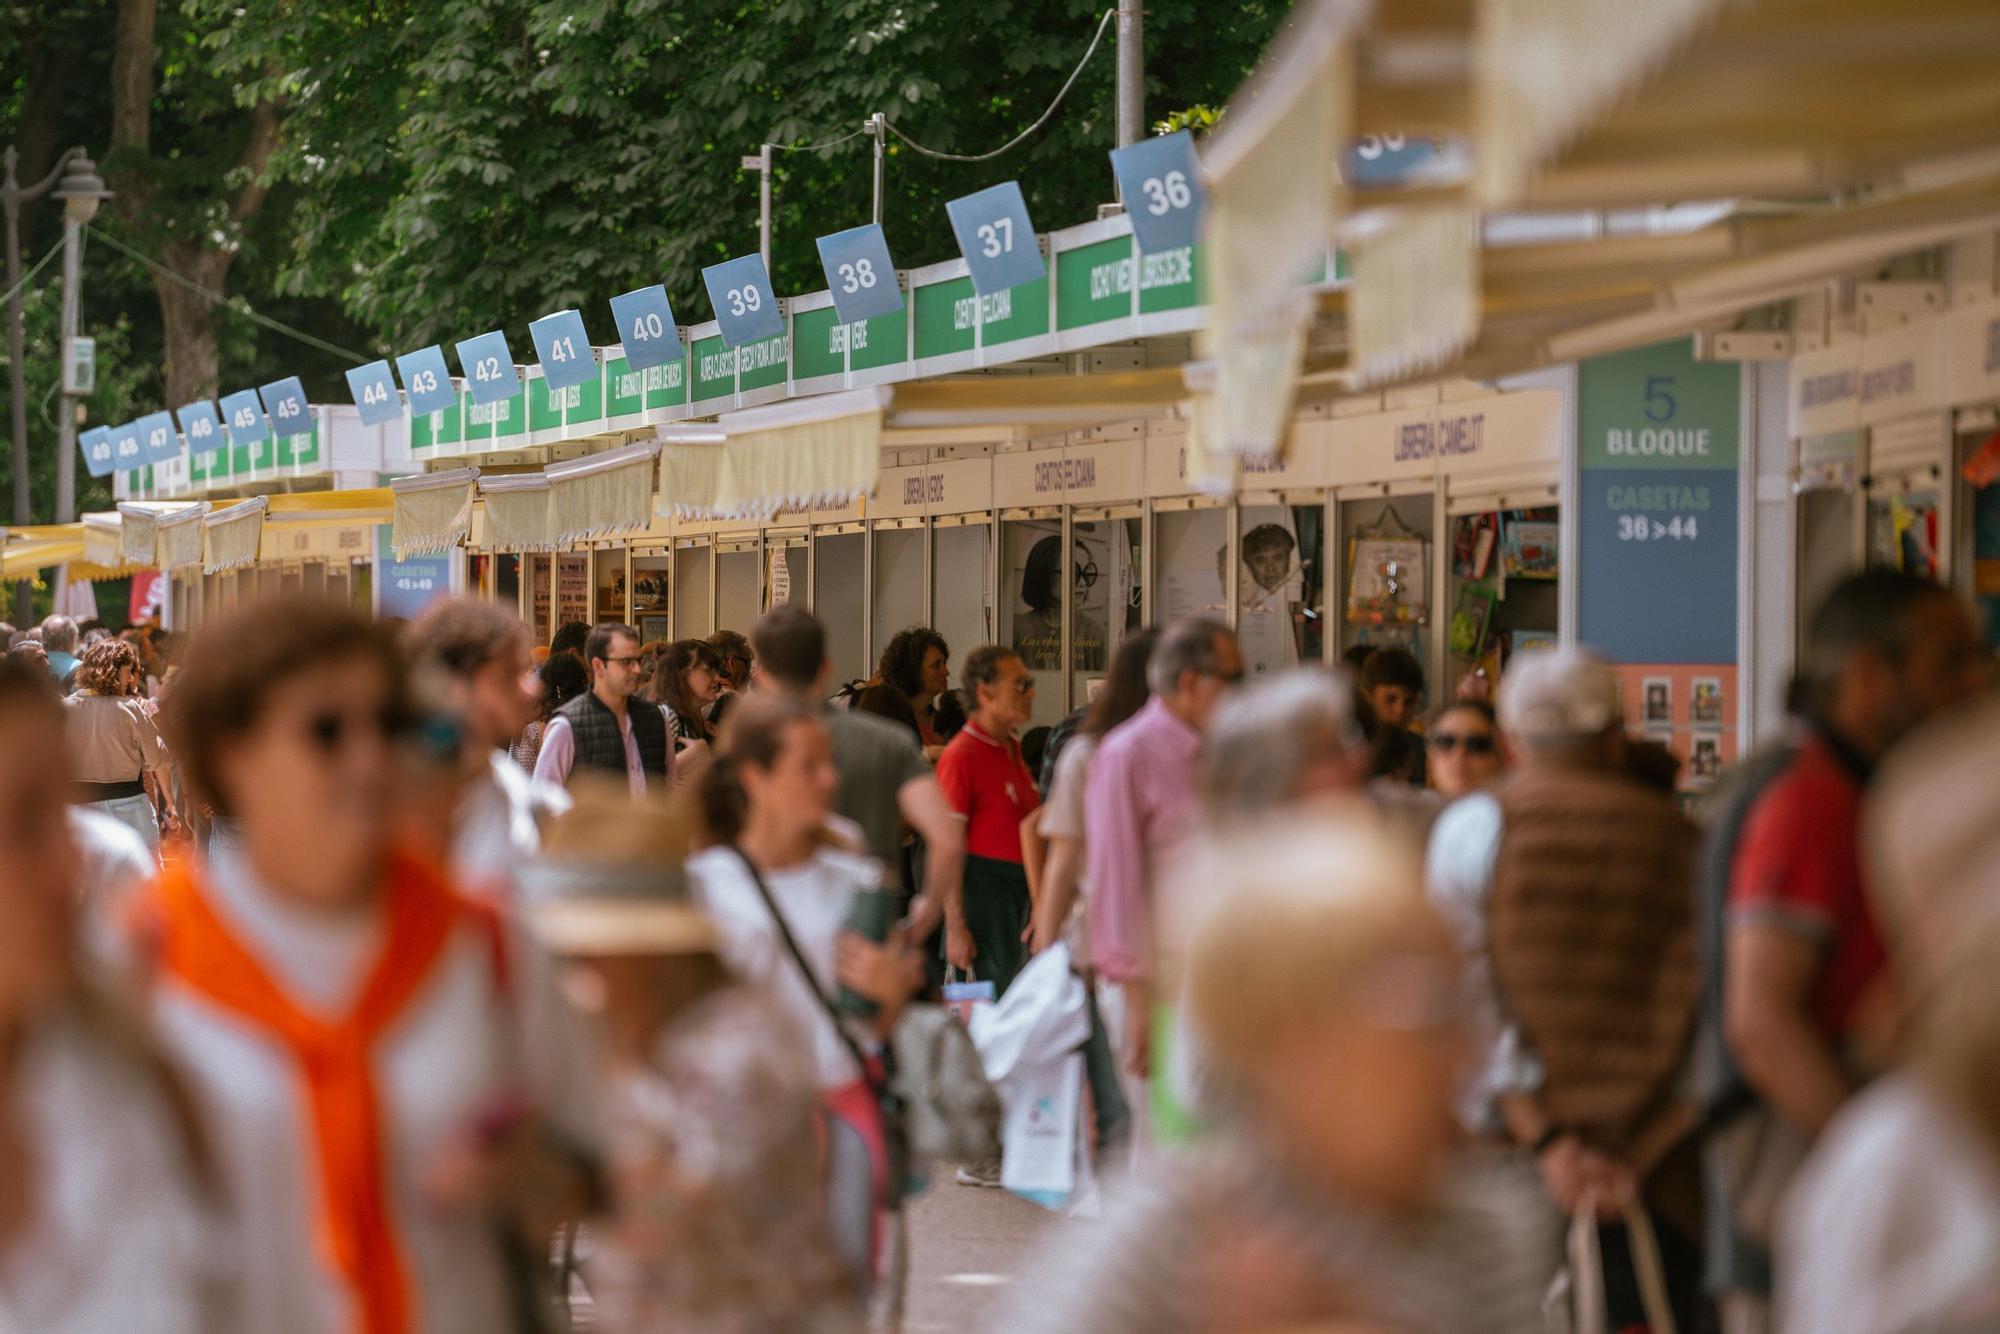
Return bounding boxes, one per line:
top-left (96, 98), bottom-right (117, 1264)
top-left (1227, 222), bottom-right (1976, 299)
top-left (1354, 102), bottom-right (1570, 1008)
top-left (686, 693), bottom-right (922, 1293)
top-left (0, 655), bottom-right (220, 1334)
top-left (138, 599), bottom-right (600, 1334)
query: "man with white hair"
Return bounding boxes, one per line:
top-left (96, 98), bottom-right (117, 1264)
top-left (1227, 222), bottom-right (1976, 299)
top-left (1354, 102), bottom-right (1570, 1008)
top-left (39, 615), bottom-right (81, 692)
top-left (1427, 647), bottom-right (1702, 1331)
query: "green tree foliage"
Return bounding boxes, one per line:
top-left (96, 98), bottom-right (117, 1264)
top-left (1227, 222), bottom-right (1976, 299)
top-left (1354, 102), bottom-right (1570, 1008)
top-left (242, 0), bottom-right (1286, 352)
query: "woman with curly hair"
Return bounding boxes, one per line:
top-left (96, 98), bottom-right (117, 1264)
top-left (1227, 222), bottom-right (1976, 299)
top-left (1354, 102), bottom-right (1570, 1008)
top-left (649, 638), bottom-right (725, 757)
top-left (63, 638), bottom-right (177, 849)
top-left (857, 626), bottom-right (950, 759)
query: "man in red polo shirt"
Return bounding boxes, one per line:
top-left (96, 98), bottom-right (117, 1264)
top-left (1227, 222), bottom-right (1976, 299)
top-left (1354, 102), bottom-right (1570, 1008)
top-left (1721, 570), bottom-right (1985, 1332)
top-left (935, 644), bottom-right (1042, 1001)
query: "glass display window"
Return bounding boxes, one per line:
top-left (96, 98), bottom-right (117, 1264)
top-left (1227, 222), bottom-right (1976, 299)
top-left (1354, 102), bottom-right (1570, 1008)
top-left (1338, 492), bottom-right (1434, 686)
top-left (630, 552), bottom-right (672, 645)
top-left (871, 522), bottom-right (927, 667)
top-left (672, 540), bottom-right (713, 640)
top-left (814, 528), bottom-right (868, 688)
top-left (1071, 508), bottom-right (1145, 703)
top-left (931, 518), bottom-right (993, 702)
top-left (715, 540), bottom-right (762, 639)
top-left (594, 549), bottom-right (629, 625)
top-left (998, 511), bottom-right (1072, 730)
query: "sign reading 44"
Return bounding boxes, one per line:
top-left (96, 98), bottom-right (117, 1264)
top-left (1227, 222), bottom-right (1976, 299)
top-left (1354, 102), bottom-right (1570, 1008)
top-left (347, 360), bottom-right (404, 427)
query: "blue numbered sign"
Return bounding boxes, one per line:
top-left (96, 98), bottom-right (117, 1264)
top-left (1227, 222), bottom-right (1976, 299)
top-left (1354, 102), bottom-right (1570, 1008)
top-left (529, 309), bottom-right (596, 391)
top-left (701, 253), bottom-right (784, 347)
top-left (220, 389), bottom-right (268, 446)
top-left (136, 410), bottom-right (179, 466)
top-left (946, 181), bottom-right (1044, 296)
top-left (610, 286), bottom-right (683, 371)
top-left (816, 224), bottom-right (903, 325)
top-left (79, 427), bottom-right (114, 479)
top-left (346, 360), bottom-right (403, 427)
top-left (176, 401), bottom-right (225, 457)
top-left (1110, 131), bottom-right (1207, 254)
top-left (396, 346), bottom-right (457, 417)
top-left (455, 330), bottom-right (521, 406)
top-left (109, 421), bottom-right (143, 470)
top-left (259, 376), bottom-right (311, 438)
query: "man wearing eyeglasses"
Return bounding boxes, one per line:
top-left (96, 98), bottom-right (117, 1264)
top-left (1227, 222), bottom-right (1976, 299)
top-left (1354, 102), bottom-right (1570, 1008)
top-left (532, 623), bottom-right (669, 797)
top-left (1084, 618), bottom-right (1242, 1113)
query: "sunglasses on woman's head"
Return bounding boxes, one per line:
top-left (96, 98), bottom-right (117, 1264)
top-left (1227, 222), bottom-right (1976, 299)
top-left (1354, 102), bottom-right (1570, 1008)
top-left (1427, 731), bottom-right (1496, 756)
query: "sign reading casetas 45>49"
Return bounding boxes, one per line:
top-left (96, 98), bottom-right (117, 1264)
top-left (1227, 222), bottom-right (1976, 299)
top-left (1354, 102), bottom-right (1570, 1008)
top-left (1577, 337), bottom-right (1741, 664)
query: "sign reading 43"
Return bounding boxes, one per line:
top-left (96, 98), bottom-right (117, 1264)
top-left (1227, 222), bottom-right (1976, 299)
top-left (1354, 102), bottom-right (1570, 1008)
top-left (815, 224), bottom-right (903, 326)
top-left (396, 346), bottom-right (459, 417)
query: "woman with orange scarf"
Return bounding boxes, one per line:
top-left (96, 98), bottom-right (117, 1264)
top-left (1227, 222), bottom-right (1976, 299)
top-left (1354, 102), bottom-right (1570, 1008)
top-left (135, 600), bottom-right (599, 1334)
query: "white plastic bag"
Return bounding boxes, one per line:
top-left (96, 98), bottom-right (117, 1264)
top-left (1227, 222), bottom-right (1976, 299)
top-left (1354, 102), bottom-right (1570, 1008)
top-left (967, 943), bottom-right (1094, 1211)
top-left (967, 943), bottom-right (1089, 1081)
top-left (998, 1052), bottom-right (1085, 1208)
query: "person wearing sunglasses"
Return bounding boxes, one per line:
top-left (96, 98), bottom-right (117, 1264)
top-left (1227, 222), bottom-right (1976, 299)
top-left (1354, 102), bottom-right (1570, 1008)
top-left (135, 599), bottom-right (602, 1334)
top-left (1426, 700), bottom-right (1506, 802)
top-left (532, 622), bottom-right (671, 796)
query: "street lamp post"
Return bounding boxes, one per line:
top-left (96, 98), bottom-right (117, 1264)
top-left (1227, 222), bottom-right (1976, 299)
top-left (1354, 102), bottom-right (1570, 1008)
top-left (1, 146), bottom-right (107, 624)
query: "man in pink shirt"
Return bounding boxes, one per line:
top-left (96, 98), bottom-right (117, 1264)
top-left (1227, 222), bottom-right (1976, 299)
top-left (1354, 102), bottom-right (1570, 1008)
top-left (1084, 618), bottom-right (1241, 1085)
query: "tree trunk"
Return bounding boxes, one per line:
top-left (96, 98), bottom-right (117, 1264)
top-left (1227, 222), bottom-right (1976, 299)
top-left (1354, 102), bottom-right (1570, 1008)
top-left (155, 242), bottom-right (235, 407)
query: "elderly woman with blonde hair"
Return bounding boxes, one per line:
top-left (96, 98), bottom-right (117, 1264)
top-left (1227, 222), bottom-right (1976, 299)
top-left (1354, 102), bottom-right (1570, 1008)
top-left (993, 816), bottom-right (1535, 1334)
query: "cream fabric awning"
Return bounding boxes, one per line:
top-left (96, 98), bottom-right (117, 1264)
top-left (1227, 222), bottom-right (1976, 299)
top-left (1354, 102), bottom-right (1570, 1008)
top-left (117, 502), bottom-right (208, 571)
top-left (479, 473), bottom-right (557, 552)
top-left (82, 513), bottom-right (130, 574)
top-left (658, 388), bottom-right (886, 520)
top-left (391, 468), bottom-right (480, 559)
top-left (1345, 205), bottom-right (1481, 387)
top-left (547, 440), bottom-right (662, 543)
top-left (203, 497), bottom-right (269, 573)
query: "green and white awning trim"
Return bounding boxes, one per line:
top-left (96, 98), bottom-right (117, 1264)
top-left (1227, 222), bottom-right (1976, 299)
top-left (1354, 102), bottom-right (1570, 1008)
top-left (547, 440), bottom-right (662, 544)
top-left (478, 472), bottom-right (557, 552)
top-left (1346, 206), bottom-right (1482, 387)
top-left (391, 466), bottom-right (480, 559)
top-left (659, 387), bottom-right (887, 520)
top-left (117, 501), bottom-right (209, 570)
top-left (202, 496), bottom-right (269, 573)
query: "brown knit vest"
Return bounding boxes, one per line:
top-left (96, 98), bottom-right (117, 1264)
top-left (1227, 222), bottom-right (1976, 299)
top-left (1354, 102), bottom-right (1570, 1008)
top-left (1489, 767), bottom-right (1699, 1155)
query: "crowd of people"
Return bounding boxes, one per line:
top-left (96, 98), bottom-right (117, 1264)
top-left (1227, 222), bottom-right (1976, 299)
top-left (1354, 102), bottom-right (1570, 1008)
top-left (1, 569), bottom-right (1996, 1332)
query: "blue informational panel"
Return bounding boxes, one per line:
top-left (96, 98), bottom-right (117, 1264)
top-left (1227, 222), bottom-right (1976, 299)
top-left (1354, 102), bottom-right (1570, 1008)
top-left (455, 329), bottom-right (521, 405)
top-left (79, 426), bottom-right (114, 478)
top-left (701, 253), bottom-right (784, 347)
top-left (136, 410), bottom-right (179, 466)
top-left (1342, 135), bottom-right (1467, 189)
top-left (176, 401), bottom-right (225, 457)
top-left (1576, 338), bottom-right (1742, 664)
top-left (220, 390), bottom-right (268, 446)
top-left (529, 309), bottom-right (596, 391)
top-left (259, 376), bottom-right (311, 439)
top-left (396, 346), bottom-right (457, 416)
top-left (610, 285), bottom-right (683, 370)
top-left (946, 180), bottom-right (1044, 296)
top-left (816, 224), bottom-right (904, 325)
top-left (109, 421), bottom-right (143, 472)
top-left (346, 360), bottom-right (403, 426)
top-left (375, 525), bottom-right (451, 620)
top-left (1110, 131), bottom-right (1206, 254)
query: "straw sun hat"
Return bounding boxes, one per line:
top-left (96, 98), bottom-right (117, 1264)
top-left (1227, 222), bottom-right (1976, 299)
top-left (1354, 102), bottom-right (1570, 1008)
top-left (518, 779), bottom-right (717, 956)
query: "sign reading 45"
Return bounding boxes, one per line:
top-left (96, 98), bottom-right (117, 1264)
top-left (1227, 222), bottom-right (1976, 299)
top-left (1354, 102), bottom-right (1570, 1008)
top-left (176, 401), bottom-right (225, 457)
top-left (346, 360), bottom-right (404, 427)
top-left (396, 346), bottom-right (458, 417)
top-left (455, 330), bottom-right (521, 406)
top-left (946, 180), bottom-right (1044, 296)
top-left (259, 377), bottom-right (310, 438)
top-left (609, 285), bottom-right (683, 372)
top-left (815, 224), bottom-right (903, 326)
top-left (702, 253), bottom-right (784, 348)
top-left (219, 389), bottom-right (268, 446)
top-left (529, 309), bottom-right (597, 392)
top-left (1109, 130), bottom-right (1206, 255)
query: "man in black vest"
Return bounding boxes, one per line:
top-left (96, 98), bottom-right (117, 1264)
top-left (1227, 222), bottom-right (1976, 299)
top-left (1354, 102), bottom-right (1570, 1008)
top-left (530, 623), bottom-right (670, 794)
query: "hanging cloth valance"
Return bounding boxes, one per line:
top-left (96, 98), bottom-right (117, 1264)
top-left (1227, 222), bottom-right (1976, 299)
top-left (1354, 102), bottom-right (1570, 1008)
top-left (547, 441), bottom-right (662, 544)
top-left (203, 497), bottom-right (270, 574)
top-left (1474, 0), bottom-right (1723, 207)
top-left (710, 387), bottom-right (887, 519)
top-left (1198, 0), bottom-right (1363, 462)
top-left (656, 426), bottom-right (728, 520)
top-left (1346, 207), bottom-right (1482, 388)
top-left (391, 468), bottom-right (480, 560)
top-left (156, 506), bottom-right (209, 572)
top-left (479, 473), bottom-right (557, 552)
top-left (117, 502), bottom-right (209, 570)
top-left (82, 513), bottom-right (129, 572)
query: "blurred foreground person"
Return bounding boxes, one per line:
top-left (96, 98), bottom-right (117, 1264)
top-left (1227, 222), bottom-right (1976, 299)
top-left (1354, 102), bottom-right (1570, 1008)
top-left (40, 614), bottom-right (81, 692)
top-left (1432, 648), bottom-right (1704, 1329)
top-left (142, 600), bottom-right (600, 1334)
top-left (1773, 692), bottom-right (2000, 1332)
top-left (687, 695), bottom-right (924, 1295)
top-left (406, 597), bottom-right (569, 899)
top-left (1425, 700), bottom-right (1505, 801)
top-left (1362, 647), bottom-right (1428, 786)
top-left (65, 638), bottom-right (178, 851)
top-left (526, 786), bottom-right (860, 1333)
top-left (0, 656), bottom-right (223, 1332)
top-left (995, 819), bottom-right (1494, 1334)
top-left (652, 638), bottom-right (725, 758)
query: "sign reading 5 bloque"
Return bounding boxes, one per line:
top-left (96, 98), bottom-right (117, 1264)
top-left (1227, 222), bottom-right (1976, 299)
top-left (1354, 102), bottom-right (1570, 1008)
top-left (702, 254), bottom-right (785, 347)
top-left (946, 181), bottom-right (1045, 296)
top-left (816, 224), bottom-right (903, 325)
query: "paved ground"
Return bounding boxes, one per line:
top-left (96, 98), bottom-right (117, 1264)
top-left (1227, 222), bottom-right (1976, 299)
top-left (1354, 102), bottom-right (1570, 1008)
top-left (898, 1173), bottom-right (1066, 1332)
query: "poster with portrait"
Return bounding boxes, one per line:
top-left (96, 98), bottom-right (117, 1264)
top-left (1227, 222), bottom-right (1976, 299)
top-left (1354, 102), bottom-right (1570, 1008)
top-left (1236, 505), bottom-right (1322, 678)
top-left (1004, 519), bottom-right (1108, 674)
